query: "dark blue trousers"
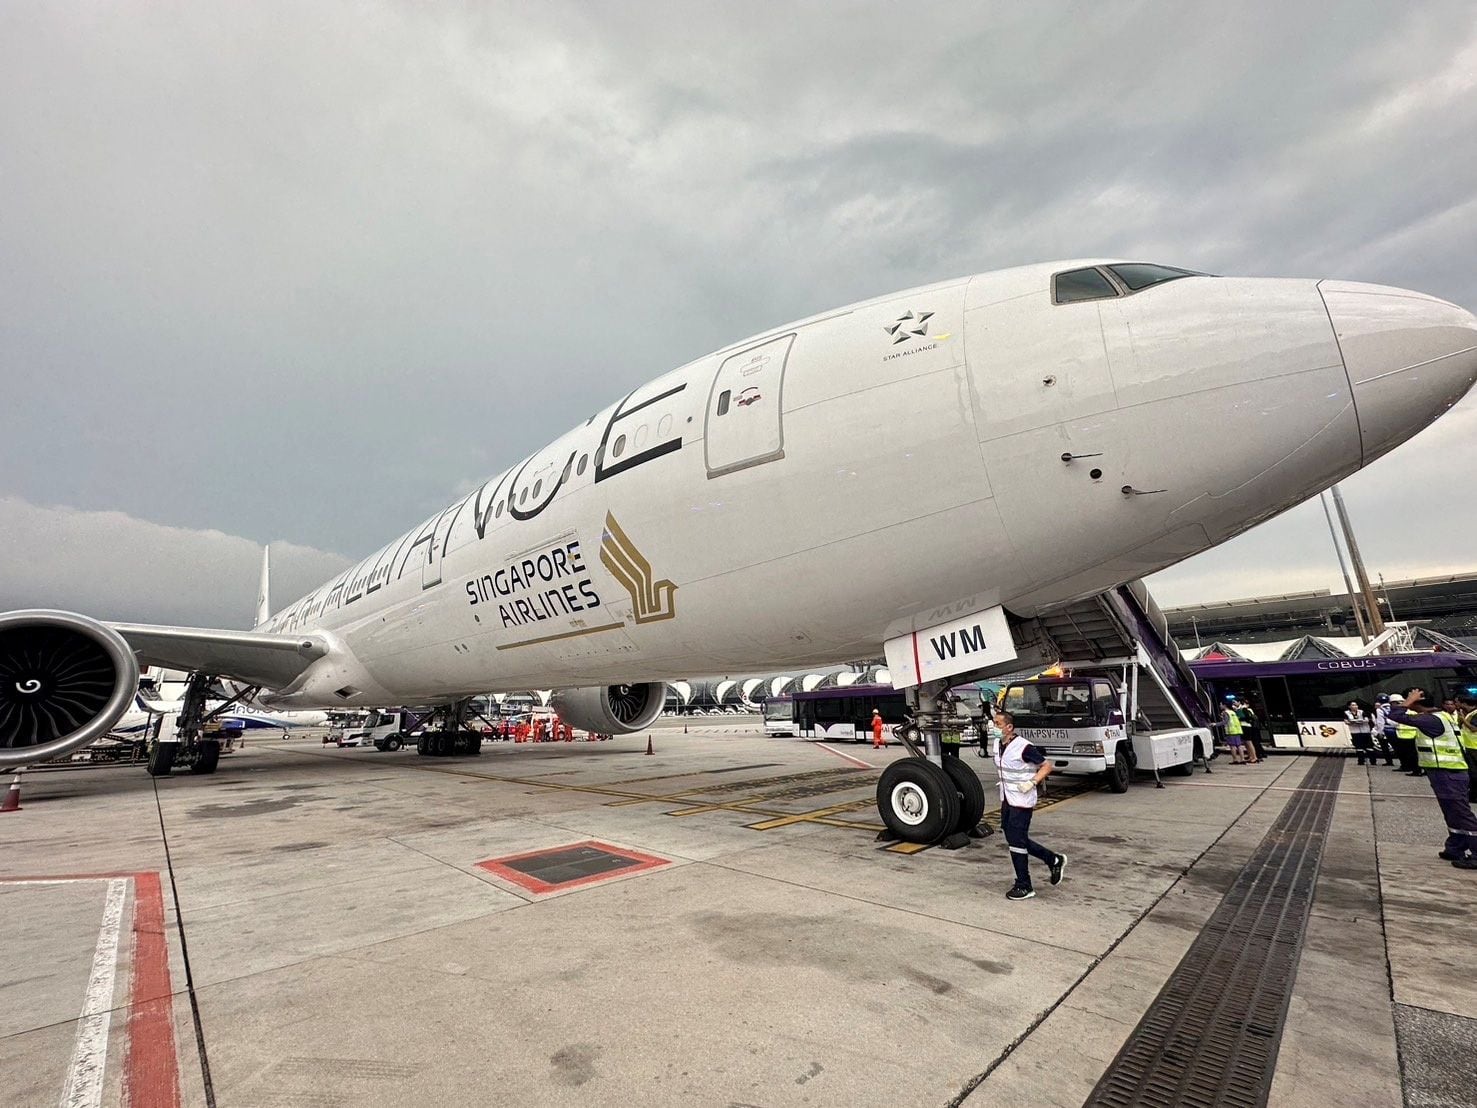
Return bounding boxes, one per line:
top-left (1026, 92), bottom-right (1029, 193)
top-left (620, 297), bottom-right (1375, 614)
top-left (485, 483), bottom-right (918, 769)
top-left (1428, 769), bottom-right (1477, 857)
top-left (1001, 802), bottom-right (1057, 889)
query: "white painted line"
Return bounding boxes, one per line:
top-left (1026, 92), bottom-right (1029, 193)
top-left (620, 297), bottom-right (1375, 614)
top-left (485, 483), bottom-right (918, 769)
top-left (815, 744), bottom-right (876, 769)
top-left (0, 879), bottom-right (113, 886)
top-left (60, 877), bottom-right (127, 1108)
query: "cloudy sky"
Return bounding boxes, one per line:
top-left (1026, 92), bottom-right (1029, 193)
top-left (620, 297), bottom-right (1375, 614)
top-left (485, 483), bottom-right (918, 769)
top-left (3, 2), bottom-right (1476, 627)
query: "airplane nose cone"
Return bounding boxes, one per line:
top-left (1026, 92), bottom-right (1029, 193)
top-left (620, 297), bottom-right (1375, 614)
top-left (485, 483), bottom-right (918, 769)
top-left (1320, 281), bottom-right (1477, 463)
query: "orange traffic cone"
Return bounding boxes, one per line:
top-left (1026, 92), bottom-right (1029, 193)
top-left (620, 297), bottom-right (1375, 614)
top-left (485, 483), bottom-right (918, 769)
top-left (0, 772), bottom-right (22, 813)
top-left (645, 736), bottom-right (655, 756)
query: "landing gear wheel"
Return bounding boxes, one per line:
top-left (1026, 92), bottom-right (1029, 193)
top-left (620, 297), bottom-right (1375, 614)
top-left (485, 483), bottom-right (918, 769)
top-left (190, 740), bottom-right (221, 775)
top-left (385, 736), bottom-right (402, 752)
top-left (876, 759), bottom-right (960, 844)
top-left (147, 741), bottom-right (177, 777)
top-left (1108, 747), bottom-right (1133, 793)
top-left (941, 758), bottom-right (986, 834)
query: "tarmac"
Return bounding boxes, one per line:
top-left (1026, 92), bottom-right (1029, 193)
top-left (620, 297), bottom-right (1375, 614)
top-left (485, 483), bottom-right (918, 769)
top-left (2, 717), bottom-right (1474, 1107)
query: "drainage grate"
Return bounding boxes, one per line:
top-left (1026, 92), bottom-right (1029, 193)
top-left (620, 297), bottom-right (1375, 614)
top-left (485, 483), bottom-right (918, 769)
top-left (475, 839), bottom-right (671, 895)
top-left (500, 844), bottom-right (639, 884)
top-left (1084, 757), bottom-right (1344, 1108)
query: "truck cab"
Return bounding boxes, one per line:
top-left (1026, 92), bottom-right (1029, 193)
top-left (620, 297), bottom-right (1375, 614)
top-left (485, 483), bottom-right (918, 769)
top-left (1000, 671), bottom-right (1203, 792)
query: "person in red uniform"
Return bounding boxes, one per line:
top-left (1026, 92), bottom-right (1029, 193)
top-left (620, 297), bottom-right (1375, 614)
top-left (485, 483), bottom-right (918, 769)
top-left (871, 709), bottom-right (886, 749)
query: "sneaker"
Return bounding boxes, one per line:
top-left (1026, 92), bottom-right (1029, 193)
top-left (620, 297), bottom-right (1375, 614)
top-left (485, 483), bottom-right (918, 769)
top-left (1453, 858), bottom-right (1477, 871)
top-left (1006, 885), bottom-right (1036, 901)
top-left (1050, 853), bottom-right (1067, 886)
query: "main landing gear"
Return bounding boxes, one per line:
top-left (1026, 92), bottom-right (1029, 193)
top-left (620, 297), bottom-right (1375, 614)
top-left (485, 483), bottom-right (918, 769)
top-left (876, 680), bottom-right (987, 847)
top-left (414, 699), bottom-right (483, 758)
top-left (147, 672), bottom-right (258, 777)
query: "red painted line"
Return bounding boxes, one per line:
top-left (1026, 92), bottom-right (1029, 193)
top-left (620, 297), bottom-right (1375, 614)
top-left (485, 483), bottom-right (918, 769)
top-left (0, 870), bottom-right (183, 1106)
top-left (475, 840), bottom-right (670, 896)
top-left (814, 743), bottom-right (876, 769)
top-left (124, 872), bottom-right (181, 1108)
top-left (911, 630), bottom-right (922, 685)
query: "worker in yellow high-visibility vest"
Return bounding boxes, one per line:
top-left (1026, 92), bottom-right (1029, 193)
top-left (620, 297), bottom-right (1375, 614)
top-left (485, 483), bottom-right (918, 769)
top-left (1458, 696), bottom-right (1477, 802)
top-left (1390, 689), bottom-right (1477, 870)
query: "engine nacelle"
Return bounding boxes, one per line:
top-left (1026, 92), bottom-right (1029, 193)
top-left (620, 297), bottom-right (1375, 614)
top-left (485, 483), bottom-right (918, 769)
top-left (0, 610), bottom-right (140, 768)
top-left (550, 682), bottom-right (666, 735)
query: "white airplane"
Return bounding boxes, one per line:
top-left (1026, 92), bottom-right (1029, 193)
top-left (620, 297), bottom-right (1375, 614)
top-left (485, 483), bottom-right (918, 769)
top-left (3, 260), bottom-right (1475, 838)
top-left (108, 693), bottom-right (329, 738)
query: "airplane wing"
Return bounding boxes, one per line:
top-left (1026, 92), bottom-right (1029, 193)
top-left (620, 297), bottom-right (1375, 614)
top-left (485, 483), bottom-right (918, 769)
top-left (109, 623), bottom-right (329, 690)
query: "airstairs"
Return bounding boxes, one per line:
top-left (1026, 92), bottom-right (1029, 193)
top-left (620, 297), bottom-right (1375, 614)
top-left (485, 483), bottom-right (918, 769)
top-left (1028, 580), bottom-right (1216, 733)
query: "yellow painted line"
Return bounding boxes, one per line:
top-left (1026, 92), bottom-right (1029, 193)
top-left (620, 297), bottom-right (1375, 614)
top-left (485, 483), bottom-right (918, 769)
top-left (746, 801), bottom-right (865, 831)
top-left (266, 745), bottom-right (889, 836)
top-left (667, 796), bottom-right (769, 817)
top-left (885, 841), bottom-right (931, 855)
top-left (496, 621), bottom-right (625, 650)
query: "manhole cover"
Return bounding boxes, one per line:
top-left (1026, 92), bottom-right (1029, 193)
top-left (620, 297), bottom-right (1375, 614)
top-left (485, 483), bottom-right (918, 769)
top-left (476, 840), bottom-right (669, 895)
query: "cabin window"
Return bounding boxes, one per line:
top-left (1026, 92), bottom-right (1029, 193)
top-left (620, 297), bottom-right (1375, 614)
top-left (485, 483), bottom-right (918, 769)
top-left (577, 454), bottom-right (588, 476)
top-left (1052, 267), bottom-right (1119, 304)
top-left (613, 434), bottom-right (627, 458)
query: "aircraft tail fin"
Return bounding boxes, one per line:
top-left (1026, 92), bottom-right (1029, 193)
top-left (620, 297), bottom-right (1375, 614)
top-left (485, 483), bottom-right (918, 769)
top-left (255, 545), bottom-right (271, 629)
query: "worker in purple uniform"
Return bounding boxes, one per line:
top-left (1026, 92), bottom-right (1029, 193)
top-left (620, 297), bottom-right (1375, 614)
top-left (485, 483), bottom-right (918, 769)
top-left (1388, 688), bottom-right (1477, 870)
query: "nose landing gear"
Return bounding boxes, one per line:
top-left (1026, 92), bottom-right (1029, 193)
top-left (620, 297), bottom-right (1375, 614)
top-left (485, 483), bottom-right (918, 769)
top-left (875, 679), bottom-right (987, 847)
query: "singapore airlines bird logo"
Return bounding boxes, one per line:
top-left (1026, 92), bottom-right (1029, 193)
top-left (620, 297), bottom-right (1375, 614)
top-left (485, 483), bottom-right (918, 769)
top-left (600, 513), bottom-right (678, 624)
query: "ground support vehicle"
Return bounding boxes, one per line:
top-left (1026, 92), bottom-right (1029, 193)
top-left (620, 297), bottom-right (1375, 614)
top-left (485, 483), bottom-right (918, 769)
top-left (762, 695), bottom-right (796, 737)
top-left (1000, 656), bottom-right (1208, 793)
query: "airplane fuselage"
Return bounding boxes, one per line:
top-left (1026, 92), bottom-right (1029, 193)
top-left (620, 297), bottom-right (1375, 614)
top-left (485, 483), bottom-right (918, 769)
top-left (256, 260), bottom-right (1477, 708)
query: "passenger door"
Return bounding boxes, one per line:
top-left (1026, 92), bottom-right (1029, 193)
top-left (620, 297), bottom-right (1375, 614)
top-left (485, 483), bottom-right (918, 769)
top-left (704, 334), bottom-right (795, 478)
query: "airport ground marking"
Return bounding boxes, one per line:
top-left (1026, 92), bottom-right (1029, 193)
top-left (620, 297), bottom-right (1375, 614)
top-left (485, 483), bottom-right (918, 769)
top-left (667, 795), bottom-right (772, 817)
top-left (814, 743), bottom-right (877, 769)
top-left (0, 871), bottom-right (181, 1108)
top-left (61, 877), bottom-right (127, 1108)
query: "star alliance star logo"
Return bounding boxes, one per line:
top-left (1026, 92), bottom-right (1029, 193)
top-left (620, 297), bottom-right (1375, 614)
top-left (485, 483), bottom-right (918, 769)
top-left (885, 310), bottom-right (932, 344)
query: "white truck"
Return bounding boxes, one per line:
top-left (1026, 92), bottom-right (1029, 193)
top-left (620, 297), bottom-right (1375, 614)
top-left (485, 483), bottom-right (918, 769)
top-left (343, 708), bottom-right (411, 751)
top-left (997, 655), bottom-right (1210, 792)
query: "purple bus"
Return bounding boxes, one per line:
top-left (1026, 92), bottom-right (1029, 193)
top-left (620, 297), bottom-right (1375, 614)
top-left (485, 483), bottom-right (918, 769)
top-left (1190, 651), bottom-right (1477, 749)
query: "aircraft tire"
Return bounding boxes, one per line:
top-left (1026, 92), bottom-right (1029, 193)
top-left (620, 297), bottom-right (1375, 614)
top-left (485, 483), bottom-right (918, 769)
top-left (1107, 746), bottom-right (1133, 793)
top-left (147, 741), bottom-right (177, 777)
top-left (876, 759), bottom-right (959, 844)
top-left (190, 741), bottom-right (221, 775)
top-left (942, 758), bottom-right (986, 834)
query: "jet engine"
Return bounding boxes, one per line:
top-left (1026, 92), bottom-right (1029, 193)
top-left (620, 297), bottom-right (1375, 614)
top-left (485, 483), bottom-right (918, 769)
top-left (0, 610), bottom-right (140, 768)
top-left (550, 682), bottom-right (666, 735)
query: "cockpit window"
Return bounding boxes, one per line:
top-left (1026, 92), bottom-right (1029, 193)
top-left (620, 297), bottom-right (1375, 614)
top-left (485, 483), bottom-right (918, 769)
top-left (1106, 263), bottom-right (1201, 292)
top-left (1053, 267), bottom-right (1119, 304)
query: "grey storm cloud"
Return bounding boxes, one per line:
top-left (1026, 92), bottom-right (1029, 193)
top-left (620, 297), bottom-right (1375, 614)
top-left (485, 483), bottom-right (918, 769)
top-left (2, 2), bottom-right (1476, 625)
